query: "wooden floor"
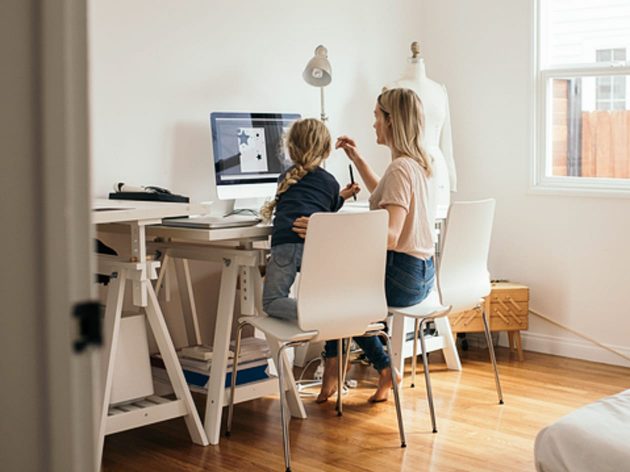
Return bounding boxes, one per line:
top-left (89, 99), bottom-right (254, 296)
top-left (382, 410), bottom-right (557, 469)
top-left (102, 348), bottom-right (630, 471)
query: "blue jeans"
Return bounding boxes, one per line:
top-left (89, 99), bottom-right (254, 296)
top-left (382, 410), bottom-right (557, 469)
top-left (262, 243), bottom-right (304, 320)
top-left (324, 251), bottom-right (435, 372)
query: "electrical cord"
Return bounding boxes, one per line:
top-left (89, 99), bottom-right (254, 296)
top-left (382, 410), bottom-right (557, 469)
top-left (529, 308), bottom-right (630, 363)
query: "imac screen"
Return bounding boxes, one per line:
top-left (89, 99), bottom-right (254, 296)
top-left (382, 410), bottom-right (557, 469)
top-left (210, 112), bottom-right (300, 187)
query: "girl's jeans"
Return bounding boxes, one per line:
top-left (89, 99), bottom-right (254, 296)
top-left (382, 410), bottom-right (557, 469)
top-left (262, 243), bottom-right (304, 321)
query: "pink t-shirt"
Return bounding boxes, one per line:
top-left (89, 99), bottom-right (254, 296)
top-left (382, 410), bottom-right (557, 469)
top-left (369, 157), bottom-right (436, 259)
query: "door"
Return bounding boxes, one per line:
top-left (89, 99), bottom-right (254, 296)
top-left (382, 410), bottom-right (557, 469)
top-left (42, 1), bottom-right (98, 470)
top-left (0, 1), bottom-right (97, 471)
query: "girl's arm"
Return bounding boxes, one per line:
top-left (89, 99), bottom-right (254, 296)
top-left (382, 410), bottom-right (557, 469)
top-left (336, 136), bottom-right (380, 193)
top-left (383, 204), bottom-right (406, 249)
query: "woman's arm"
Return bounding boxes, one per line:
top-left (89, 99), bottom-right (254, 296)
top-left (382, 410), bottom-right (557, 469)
top-left (336, 136), bottom-right (380, 193)
top-left (383, 204), bottom-right (406, 249)
top-left (293, 205), bottom-right (406, 248)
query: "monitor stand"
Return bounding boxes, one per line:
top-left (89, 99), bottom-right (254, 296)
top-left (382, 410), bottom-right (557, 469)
top-left (229, 197), bottom-right (266, 217)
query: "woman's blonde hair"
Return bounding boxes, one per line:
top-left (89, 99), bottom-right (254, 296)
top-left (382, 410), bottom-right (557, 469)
top-left (377, 87), bottom-right (432, 177)
top-left (260, 118), bottom-right (331, 221)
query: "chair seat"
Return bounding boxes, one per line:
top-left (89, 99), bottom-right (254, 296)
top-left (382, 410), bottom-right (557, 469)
top-left (238, 316), bottom-right (319, 343)
top-left (388, 290), bottom-right (451, 319)
top-left (238, 316), bottom-right (387, 344)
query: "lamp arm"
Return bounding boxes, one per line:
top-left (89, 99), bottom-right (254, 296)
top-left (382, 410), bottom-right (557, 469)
top-left (320, 87), bottom-right (328, 122)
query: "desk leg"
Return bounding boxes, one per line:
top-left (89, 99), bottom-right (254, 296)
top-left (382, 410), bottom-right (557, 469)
top-left (434, 317), bottom-right (462, 371)
top-left (144, 282), bottom-right (208, 446)
top-left (389, 315), bottom-right (462, 375)
top-left (390, 315), bottom-right (406, 376)
top-left (97, 273), bottom-right (126, 466)
top-left (154, 252), bottom-right (171, 301)
top-left (174, 258), bottom-right (202, 346)
top-left (240, 266), bottom-right (256, 316)
top-left (204, 260), bottom-right (239, 445)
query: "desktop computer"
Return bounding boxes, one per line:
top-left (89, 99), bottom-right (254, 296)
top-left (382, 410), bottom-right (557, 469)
top-left (210, 111), bottom-right (301, 211)
top-left (162, 111), bottom-right (300, 229)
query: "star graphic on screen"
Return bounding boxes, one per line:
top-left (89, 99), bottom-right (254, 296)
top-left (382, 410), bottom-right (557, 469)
top-left (237, 129), bottom-right (250, 146)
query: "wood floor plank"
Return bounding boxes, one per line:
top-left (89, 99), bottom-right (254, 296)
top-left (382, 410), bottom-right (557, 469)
top-left (102, 348), bottom-right (630, 471)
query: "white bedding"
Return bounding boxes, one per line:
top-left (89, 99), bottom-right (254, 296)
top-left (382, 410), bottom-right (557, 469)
top-left (534, 389), bottom-right (630, 472)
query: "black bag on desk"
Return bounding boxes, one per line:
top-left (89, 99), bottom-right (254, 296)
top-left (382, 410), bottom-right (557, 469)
top-left (109, 191), bottom-right (189, 203)
top-left (109, 184), bottom-right (190, 203)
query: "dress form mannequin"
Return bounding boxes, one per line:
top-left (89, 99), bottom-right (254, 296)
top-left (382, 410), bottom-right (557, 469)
top-left (388, 42), bottom-right (457, 212)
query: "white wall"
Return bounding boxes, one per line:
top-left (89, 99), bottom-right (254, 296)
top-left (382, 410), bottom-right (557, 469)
top-left (89, 0), bottom-right (424, 207)
top-left (89, 0), bottom-right (425, 346)
top-left (420, 0), bottom-right (630, 367)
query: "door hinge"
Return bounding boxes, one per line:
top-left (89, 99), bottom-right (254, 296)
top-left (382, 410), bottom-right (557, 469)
top-left (73, 301), bottom-right (102, 353)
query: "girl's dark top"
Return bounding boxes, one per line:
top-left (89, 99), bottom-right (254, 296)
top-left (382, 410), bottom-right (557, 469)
top-left (271, 166), bottom-right (344, 246)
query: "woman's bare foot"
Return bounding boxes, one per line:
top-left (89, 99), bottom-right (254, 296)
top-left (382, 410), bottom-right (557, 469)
top-left (368, 367), bottom-right (401, 403)
top-left (316, 357), bottom-right (339, 403)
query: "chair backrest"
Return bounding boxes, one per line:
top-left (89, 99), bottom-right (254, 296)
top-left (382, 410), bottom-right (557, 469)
top-left (297, 210), bottom-right (389, 341)
top-left (438, 199), bottom-right (495, 313)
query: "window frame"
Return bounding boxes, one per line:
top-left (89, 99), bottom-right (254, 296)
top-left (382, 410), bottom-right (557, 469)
top-left (533, 0), bottom-right (630, 196)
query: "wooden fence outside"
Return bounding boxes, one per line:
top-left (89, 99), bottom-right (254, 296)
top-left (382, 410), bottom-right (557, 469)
top-left (581, 111), bottom-right (630, 178)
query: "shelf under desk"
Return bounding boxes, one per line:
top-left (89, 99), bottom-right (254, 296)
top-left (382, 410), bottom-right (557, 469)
top-left (147, 223), bottom-right (306, 446)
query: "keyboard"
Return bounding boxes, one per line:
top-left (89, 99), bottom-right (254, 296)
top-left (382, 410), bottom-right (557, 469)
top-left (162, 214), bottom-right (261, 229)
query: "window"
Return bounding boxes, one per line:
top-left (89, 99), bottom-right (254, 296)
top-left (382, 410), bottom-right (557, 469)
top-left (536, 0), bottom-right (630, 192)
top-left (596, 49), bottom-right (626, 110)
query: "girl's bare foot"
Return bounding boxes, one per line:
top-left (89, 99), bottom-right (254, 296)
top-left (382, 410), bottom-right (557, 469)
top-left (368, 367), bottom-right (401, 403)
top-left (316, 357), bottom-right (339, 403)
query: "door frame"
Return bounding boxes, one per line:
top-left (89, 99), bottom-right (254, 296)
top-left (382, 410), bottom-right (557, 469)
top-left (41, 0), bottom-right (98, 470)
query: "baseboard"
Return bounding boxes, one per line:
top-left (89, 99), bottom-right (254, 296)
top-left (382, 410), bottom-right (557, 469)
top-left (500, 331), bottom-right (630, 368)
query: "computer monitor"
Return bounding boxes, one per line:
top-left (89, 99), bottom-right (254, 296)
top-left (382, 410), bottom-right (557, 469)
top-left (210, 112), bottom-right (301, 201)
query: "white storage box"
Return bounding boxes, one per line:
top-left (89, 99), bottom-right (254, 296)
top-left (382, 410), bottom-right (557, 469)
top-left (110, 314), bottom-right (154, 405)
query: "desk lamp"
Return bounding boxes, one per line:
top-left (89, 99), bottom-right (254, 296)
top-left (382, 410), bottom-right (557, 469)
top-left (303, 45), bottom-right (332, 122)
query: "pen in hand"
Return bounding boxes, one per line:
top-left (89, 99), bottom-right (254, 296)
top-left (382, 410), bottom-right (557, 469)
top-left (348, 164), bottom-right (357, 201)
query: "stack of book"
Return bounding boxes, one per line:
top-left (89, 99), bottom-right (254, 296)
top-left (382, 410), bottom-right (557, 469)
top-left (151, 337), bottom-right (272, 393)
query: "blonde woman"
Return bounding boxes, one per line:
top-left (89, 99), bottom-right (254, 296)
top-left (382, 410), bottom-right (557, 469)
top-left (261, 118), bottom-right (359, 322)
top-left (293, 88), bottom-right (437, 403)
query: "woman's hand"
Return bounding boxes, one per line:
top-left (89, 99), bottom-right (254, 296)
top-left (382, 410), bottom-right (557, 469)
top-left (340, 183), bottom-right (361, 200)
top-left (291, 216), bottom-right (310, 239)
top-left (335, 135), bottom-right (362, 163)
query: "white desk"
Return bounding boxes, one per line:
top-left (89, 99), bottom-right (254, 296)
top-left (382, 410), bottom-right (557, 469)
top-left (146, 223), bottom-right (307, 446)
top-left (93, 199), bottom-right (210, 465)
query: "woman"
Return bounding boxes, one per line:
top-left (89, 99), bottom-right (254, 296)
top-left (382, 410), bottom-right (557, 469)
top-left (293, 88), bottom-right (437, 403)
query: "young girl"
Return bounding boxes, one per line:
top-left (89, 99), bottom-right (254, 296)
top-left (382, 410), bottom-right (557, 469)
top-left (261, 118), bottom-right (359, 321)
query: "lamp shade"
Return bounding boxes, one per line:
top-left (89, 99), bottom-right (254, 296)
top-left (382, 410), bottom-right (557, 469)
top-left (302, 45), bottom-right (332, 87)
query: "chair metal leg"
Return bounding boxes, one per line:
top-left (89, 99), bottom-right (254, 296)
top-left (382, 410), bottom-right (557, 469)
top-left (384, 333), bottom-right (407, 448)
top-left (418, 318), bottom-right (437, 433)
top-left (342, 337), bottom-right (352, 385)
top-left (276, 343), bottom-right (293, 472)
top-left (481, 309), bottom-right (504, 405)
top-left (411, 318), bottom-right (420, 388)
top-left (336, 339), bottom-right (343, 416)
top-left (226, 321), bottom-right (246, 437)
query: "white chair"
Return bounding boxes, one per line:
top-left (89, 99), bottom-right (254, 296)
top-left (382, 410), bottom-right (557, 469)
top-left (226, 210), bottom-right (406, 472)
top-left (388, 199), bottom-right (504, 434)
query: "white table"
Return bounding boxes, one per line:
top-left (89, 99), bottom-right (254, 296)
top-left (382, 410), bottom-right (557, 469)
top-left (146, 223), bottom-right (307, 446)
top-left (92, 199), bottom-right (210, 465)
